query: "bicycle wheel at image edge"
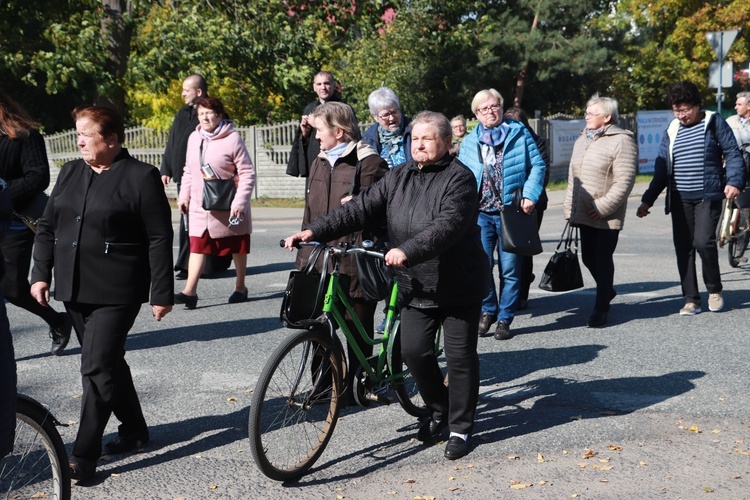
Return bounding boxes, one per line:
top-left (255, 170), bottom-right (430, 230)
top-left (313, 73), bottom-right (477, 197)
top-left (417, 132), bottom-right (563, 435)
top-left (0, 396), bottom-right (71, 500)
top-left (390, 321), bottom-right (446, 419)
top-left (249, 327), bottom-right (344, 481)
top-left (727, 209), bottom-right (750, 267)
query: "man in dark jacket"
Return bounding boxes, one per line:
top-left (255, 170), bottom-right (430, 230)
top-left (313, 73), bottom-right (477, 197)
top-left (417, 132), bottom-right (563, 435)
top-left (161, 74), bottom-right (230, 277)
top-left (286, 71), bottom-right (345, 178)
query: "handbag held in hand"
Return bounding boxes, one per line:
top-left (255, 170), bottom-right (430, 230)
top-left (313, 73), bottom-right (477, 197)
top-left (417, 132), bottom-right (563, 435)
top-left (500, 188), bottom-right (543, 256)
top-left (281, 245), bottom-right (330, 328)
top-left (538, 221), bottom-right (584, 292)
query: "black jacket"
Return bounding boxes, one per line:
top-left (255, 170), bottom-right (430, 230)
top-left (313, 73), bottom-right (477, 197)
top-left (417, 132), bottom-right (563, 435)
top-left (307, 154), bottom-right (489, 308)
top-left (161, 104), bottom-right (198, 185)
top-left (32, 149), bottom-right (174, 305)
top-left (0, 130), bottom-right (50, 211)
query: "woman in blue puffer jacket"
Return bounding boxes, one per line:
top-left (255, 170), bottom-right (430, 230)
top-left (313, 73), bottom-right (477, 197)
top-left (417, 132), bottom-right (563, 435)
top-left (458, 89), bottom-right (546, 341)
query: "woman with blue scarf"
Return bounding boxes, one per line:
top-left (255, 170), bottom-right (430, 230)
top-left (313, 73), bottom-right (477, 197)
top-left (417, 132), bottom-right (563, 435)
top-left (458, 89), bottom-right (546, 341)
top-left (362, 87), bottom-right (412, 168)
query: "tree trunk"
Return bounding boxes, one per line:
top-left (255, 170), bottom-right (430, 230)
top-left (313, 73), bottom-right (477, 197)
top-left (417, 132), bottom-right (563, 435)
top-left (99, 0), bottom-right (133, 112)
top-left (514, 0), bottom-right (542, 108)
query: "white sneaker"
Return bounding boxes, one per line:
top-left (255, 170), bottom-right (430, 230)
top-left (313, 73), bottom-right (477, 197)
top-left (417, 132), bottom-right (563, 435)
top-left (708, 292), bottom-right (724, 312)
top-left (679, 302), bottom-right (701, 316)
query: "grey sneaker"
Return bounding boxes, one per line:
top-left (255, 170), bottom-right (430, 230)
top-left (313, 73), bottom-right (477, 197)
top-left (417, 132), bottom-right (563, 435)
top-left (708, 292), bottom-right (724, 312)
top-left (679, 302), bottom-right (701, 316)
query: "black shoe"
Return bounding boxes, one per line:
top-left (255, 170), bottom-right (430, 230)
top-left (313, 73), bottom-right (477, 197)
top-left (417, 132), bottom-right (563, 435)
top-left (69, 457), bottom-right (96, 481)
top-left (494, 321), bottom-right (513, 340)
top-left (49, 314), bottom-right (72, 356)
top-left (228, 288), bottom-right (248, 304)
top-left (444, 436), bottom-right (470, 460)
top-left (478, 312), bottom-right (496, 337)
top-left (174, 292), bottom-right (198, 310)
top-left (175, 270), bottom-right (188, 280)
top-left (587, 311), bottom-right (608, 328)
top-left (104, 434), bottom-right (149, 455)
top-left (417, 419), bottom-right (448, 442)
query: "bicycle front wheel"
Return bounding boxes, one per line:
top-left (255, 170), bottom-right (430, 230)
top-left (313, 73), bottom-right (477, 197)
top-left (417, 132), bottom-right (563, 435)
top-left (249, 327), bottom-right (344, 481)
top-left (728, 208), bottom-right (750, 267)
top-left (391, 321), bottom-right (447, 419)
top-left (0, 396), bottom-right (71, 500)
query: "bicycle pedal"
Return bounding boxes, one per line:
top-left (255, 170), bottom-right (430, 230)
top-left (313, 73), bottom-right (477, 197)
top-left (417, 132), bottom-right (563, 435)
top-left (365, 392), bottom-right (392, 405)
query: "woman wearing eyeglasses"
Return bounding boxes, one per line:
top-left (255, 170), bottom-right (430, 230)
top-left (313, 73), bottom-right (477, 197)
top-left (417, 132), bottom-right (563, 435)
top-left (176, 97), bottom-right (255, 309)
top-left (458, 89), bottom-right (546, 341)
top-left (637, 81), bottom-right (744, 316)
top-left (563, 95), bottom-right (637, 328)
top-left (362, 86), bottom-right (412, 168)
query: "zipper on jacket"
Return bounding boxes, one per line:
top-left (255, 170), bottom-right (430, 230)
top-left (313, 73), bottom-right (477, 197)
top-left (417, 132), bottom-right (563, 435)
top-left (407, 169), bottom-right (426, 237)
top-left (105, 242), bottom-right (110, 254)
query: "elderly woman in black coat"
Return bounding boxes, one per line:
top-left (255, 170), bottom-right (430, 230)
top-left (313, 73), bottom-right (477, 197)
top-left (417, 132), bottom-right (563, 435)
top-left (284, 111), bottom-right (488, 461)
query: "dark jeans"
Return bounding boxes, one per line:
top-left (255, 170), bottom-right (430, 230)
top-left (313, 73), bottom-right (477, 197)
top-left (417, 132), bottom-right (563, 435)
top-left (670, 192), bottom-right (723, 304)
top-left (66, 302), bottom-right (147, 462)
top-left (399, 302), bottom-right (481, 435)
top-left (579, 225), bottom-right (620, 313)
top-left (1, 228), bottom-right (64, 328)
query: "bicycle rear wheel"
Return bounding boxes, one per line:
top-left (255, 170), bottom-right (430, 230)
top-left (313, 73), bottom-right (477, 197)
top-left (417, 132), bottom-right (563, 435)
top-left (249, 327), bottom-right (344, 481)
top-left (728, 208), bottom-right (750, 267)
top-left (0, 396), bottom-right (71, 500)
top-left (391, 321), bottom-right (447, 419)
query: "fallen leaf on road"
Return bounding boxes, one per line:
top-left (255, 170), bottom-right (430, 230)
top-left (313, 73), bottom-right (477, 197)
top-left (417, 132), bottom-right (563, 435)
top-left (507, 455), bottom-right (520, 460)
top-left (245, 388), bottom-right (253, 393)
top-left (448, 487), bottom-right (460, 492)
top-left (639, 461), bottom-right (648, 466)
top-left (592, 465), bottom-right (613, 471)
top-left (73, 394), bottom-right (82, 399)
top-left (466, 464), bottom-right (475, 468)
top-left (193, 454), bottom-right (202, 459)
top-left (571, 494), bottom-right (581, 498)
top-left (570, 415), bottom-right (582, 421)
top-left (735, 449), bottom-right (749, 456)
top-left (336, 487), bottom-right (344, 492)
top-left (686, 425), bottom-right (701, 433)
top-left (510, 483), bottom-right (532, 489)
top-left (448, 477), bottom-right (455, 481)
top-left (68, 420), bottom-right (78, 425)
top-left (608, 445), bottom-right (622, 451)
top-left (209, 485), bottom-right (217, 490)
top-left (599, 458), bottom-right (610, 463)
top-left (582, 449), bottom-right (596, 459)
top-left (578, 463), bottom-right (587, 468)
top-left (703, 487), bottom-right (714, 493)
top-left (402, 479), bottom-right (415, 484)
top-left (562, 450), bottom-right (569, 455)
top-left (110, 473), bottom-right (121, 477)
top-left (453, 465), bottom-right (462, 470)
top-left (227, 397), bottom-right (238, 402)
top-left (537, 453), bottom-right (545, 462)
top-left (712, 429), bottom-right (721, 434)
top-left (538, 481), bottom-right (549, 485)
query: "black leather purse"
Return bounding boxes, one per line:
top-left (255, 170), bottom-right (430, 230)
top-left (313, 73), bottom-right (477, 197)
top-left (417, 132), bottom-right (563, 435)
top-left (500, 188), bottom-right (543, 256)
top-left (538, 221), bottom-right (584, 292)
top-left (280, 244), bottom-right (330, 328)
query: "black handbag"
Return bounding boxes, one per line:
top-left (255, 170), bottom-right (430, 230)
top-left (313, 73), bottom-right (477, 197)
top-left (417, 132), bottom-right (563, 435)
top-left (538, 221), bottom-right (584, 292)
top-left (280, 245), bottom-right (330, 328)
top-left (13, 191), bottom-right (49, 233)
top-left (202, 178), bottom-right (236, 211)
top-left (500, 188), bottom-right (543, 256)
top-left (349, 161), bottom-right (392, 301)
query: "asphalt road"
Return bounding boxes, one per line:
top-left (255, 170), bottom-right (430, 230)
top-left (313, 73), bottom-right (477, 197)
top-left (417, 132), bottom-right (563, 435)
top-left (9, 183), bottom-right (750, 499)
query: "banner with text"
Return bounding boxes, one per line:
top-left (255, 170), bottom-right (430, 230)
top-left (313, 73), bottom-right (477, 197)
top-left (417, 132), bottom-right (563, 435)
top-left (636, 110), bottom-right (673, 173)
top-left (549, 119), bottom-right (585, 168)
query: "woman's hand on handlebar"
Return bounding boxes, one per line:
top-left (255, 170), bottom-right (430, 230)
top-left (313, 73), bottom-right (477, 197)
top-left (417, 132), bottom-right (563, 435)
top-left (385, 248), bottom-right (408, 267)
top-left (282, 229), bottom-right (314, 250)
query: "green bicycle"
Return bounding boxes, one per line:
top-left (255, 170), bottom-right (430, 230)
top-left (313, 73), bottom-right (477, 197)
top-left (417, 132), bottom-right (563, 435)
top-left (248, 240), bottom-right (445, 481)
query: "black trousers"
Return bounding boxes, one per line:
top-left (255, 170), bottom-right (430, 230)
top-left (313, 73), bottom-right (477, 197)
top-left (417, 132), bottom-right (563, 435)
top-left (400, 302), bottom-right (481, 435)
top-left (519, 207), bottom-right (546, 302)
top-left (670, 192), bottom-right (723, 304)
top-left (0, 296), bottom-right (15, 457)
top-left (579, 225), bottom-right (620, 313)
top-left (1, 228), bottom-right (63, 327)
top-left (66, 302), bottom-right (146, 462)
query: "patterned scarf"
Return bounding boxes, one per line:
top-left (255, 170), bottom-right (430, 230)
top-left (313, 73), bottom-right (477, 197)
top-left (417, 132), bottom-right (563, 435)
top-left (585, 125), bottom-right (606, 142)
top-left (378, 122), bottom-right (406, 167)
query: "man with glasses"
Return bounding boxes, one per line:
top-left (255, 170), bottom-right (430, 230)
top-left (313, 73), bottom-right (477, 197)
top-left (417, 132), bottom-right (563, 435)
top-left (458, 89), bottom-right (546, 340)
top-left (637, 81), bottom-right (745, 315)
top-left (286, 71), bottom-right (346, 178)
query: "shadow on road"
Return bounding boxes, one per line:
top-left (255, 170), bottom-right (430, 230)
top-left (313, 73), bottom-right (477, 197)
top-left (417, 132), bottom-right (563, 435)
top-left (474, 370), bottom-right (705, 443)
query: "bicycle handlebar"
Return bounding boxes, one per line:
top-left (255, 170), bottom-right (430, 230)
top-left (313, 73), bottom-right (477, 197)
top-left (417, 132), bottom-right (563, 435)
top-left (279, 239), bottom-right (387, 260)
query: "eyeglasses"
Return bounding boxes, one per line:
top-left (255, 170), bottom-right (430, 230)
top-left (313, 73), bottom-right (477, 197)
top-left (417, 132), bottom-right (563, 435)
top-left (672, 106), bottom-right (696, 117)
top-left (477, 104), bottom-right (501, 115)
top-left (584, 112), bottom-right (601, 118)
top-left (377, 110), bottom-right (399, 120)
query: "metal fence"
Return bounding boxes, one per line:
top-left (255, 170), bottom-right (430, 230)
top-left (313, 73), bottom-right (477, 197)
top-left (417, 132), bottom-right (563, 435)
top-left (43, 116), bottom-right (638, 199)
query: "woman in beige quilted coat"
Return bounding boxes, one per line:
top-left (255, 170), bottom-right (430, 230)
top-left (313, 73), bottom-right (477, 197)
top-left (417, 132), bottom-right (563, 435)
top-left (563, 95), bottom-right (637, 328)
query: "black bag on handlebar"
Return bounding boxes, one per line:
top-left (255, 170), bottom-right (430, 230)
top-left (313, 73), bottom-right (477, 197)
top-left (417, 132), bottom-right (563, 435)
top-left (355, 249), bottom-right (392, 302)
top-left (281, 245), bottom-right (330, 328)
